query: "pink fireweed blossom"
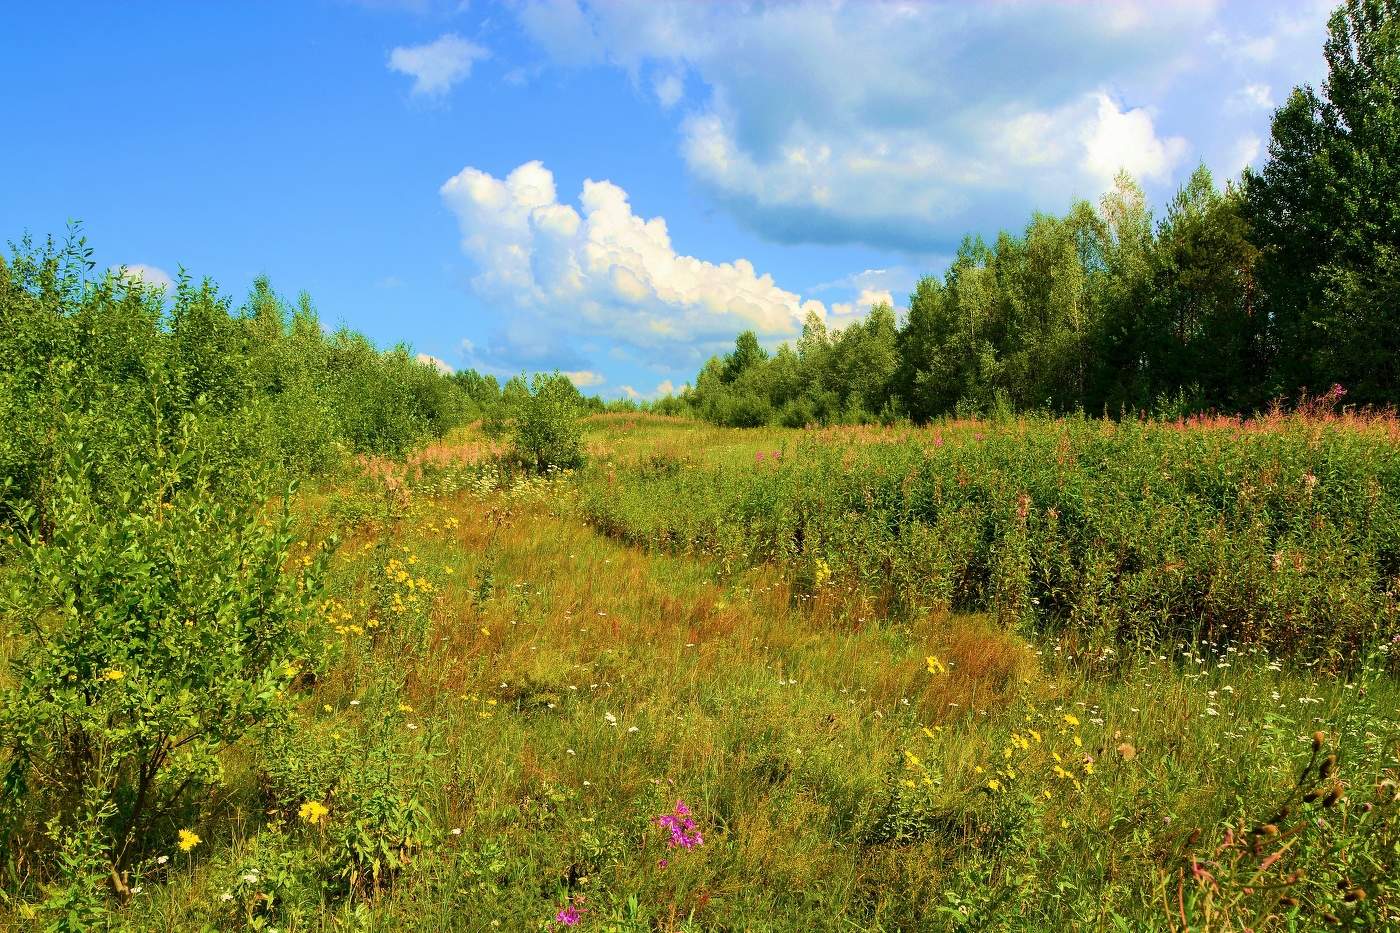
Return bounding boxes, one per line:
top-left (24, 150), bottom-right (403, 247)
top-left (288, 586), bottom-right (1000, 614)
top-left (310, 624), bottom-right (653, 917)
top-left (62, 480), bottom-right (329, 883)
top-left (657, 800), bottom-right (704, 850)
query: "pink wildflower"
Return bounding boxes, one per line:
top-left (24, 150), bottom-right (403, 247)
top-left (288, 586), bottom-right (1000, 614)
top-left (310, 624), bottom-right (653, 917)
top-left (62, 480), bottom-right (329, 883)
top-left (656, 799), bottom-right (704, 850)
top-left (554, 895), bottom-right (587, 927)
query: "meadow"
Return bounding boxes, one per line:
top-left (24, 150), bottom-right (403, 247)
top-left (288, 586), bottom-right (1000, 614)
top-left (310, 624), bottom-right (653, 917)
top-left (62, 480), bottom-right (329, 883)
top-left (7, 411), bottom-right (1394, 931)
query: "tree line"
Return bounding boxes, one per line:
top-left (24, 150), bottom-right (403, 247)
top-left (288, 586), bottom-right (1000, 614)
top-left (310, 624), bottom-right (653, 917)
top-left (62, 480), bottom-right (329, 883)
top-left (682, 0), bottom-right (1399, 426)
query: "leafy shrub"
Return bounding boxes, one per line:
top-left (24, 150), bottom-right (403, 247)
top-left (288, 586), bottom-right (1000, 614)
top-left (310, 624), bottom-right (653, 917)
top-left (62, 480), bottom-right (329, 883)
top-left (509, 372), bottom-right (586, 473)
top-left (0, 410), bottom-right (331, 885)
top-left (257, 694), bottom-right (437, 898)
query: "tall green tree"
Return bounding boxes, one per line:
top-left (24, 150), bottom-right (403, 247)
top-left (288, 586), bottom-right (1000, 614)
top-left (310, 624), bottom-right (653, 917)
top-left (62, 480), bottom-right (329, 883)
top-left (1246, 0), bottom-right (1400, 403)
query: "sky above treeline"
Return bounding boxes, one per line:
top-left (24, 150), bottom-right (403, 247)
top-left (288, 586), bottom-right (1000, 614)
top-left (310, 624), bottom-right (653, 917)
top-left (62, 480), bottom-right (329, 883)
top-left (2, 0), bottom-right (1334, 400)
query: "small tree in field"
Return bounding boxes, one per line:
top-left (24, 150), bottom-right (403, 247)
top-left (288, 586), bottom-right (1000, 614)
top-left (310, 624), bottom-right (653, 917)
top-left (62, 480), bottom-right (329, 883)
top-left (510, 372), bottom-right (585, 472)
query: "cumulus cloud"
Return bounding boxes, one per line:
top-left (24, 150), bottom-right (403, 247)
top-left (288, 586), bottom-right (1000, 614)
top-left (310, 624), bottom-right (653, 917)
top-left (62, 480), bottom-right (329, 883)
top-left (563, 369), bottom-right (605, 388)
top-left (389, 33), bottom-right (488, 96)
top-left (439, 160), bottom-right (831, 352)
top-left (619, 379), bottom-right (677, 400)
top-left (415, 353), bottom-right (455, 374)
top-left (511, 0), bottom-right (1231, 250)
top-left (112, 264), bottom-right (174, 290)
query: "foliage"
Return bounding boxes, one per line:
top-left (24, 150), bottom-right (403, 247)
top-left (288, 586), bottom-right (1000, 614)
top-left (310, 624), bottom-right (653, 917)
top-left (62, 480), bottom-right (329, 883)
top-left (674, 1), bottom-right (1399, 427)
top-left (583, 415), bottom-right (1400, 664)
top-left (508, 372), bottom-right (587, 473)
top-left (0, 404), bottom-right (331, 884)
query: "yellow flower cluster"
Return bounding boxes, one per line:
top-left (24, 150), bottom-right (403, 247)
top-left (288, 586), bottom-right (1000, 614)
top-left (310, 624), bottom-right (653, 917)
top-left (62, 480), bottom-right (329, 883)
top-left (382, 555), bottom-right (434, 619)
top-left (298, 800), bottom-right (330, 825)
top-left (177, 829), bottom-right (201, 851)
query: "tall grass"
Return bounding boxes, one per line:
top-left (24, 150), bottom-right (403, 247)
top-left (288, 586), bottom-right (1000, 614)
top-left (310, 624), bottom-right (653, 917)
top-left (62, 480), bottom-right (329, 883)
top-left (581, 413), bottom-right (1400, 665)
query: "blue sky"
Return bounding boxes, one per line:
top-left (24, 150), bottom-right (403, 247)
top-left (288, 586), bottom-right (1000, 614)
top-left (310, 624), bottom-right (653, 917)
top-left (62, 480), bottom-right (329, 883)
top-left (1, 0), bottom-right (1334, 399)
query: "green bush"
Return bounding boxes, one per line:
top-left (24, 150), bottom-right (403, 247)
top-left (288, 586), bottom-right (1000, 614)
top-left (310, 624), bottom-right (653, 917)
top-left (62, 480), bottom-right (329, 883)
top-left (0, 408), bottom-right (331, 885)
top-left (509, 372), bottom-right (586, 473)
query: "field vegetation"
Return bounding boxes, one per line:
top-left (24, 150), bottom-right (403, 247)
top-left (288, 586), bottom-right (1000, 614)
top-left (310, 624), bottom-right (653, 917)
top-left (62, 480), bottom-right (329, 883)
top-left (2, 2), bottom-right (1399, 930)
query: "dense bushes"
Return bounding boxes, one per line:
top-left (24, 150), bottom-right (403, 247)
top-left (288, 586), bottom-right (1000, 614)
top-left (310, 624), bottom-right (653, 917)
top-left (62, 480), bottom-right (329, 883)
top-left (0, 231), bottom-right (478, 526)
top-left (583, 415), bottom-right (1400, 663)
top-left (0, 230), bottom-right (472, 914)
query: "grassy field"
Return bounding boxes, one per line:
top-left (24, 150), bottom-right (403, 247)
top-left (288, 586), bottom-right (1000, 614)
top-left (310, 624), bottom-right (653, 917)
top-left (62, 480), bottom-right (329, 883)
top-left (11, 414), bottom-right (1400, 931)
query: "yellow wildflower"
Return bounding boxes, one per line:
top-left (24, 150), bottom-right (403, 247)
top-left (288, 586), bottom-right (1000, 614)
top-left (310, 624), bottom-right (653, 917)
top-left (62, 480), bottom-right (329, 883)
top-left (298, 800), bottom-right (329, 825)
top-left (1063, 713), bottom-right (1080, 727)
top-left (926, 655), bottom-right (947, 675)
top-left (101, 669), bottom-right (126, 681)
top-left (177, 829), bottom-right (201, 851)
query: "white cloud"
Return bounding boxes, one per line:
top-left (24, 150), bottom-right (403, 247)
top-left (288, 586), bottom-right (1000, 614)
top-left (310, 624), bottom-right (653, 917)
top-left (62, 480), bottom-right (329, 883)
top-left (112, 264), bottom-right (174, 290)
top-left (1223, 133), bottom-right (1263, 177)
top-left (1227, 82), bottom-right (1274, 111)
top-left (563, 369), bottom-right (605, 387)
top-left (415, 353), bottom-right (455, 374)
top-left (652, 71), bottom-right (683, 108)
top-left (829, 288), bottom-right (895, 325)
top-left (1081, 92), bottom-right (1189, 187)
top-left (439, 160), bottom-right (832, 352)
top-left (389, 33), bottom-right (488, 96)
top-left (513, 0), bottom-right (1224, 250)
top-left (619, 378), bottom-right (676, 400)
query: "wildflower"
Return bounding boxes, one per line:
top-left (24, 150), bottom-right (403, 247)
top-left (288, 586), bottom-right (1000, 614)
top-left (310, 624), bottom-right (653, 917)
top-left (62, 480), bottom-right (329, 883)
top-left (102, 669), bottom-right (126, 681)
top-left (926, 655), bottom-right (947, 675)
top-left (298, 800), bottom-right (330, 825)
top-left (177, 829), bottom-right (201, 852)
top-left (656, 800), bottom-right (704, 850)
top-left (554, 895), bottom-right (587, 927)
top-left (1063, 713), bottom-right (1080, 727)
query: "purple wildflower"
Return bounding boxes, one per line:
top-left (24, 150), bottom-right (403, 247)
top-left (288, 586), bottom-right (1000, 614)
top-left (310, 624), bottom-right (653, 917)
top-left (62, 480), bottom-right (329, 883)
top-left (553, 895), bottom-right (586, 927)
top-left (656, 799), bottom-right (704, 850)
